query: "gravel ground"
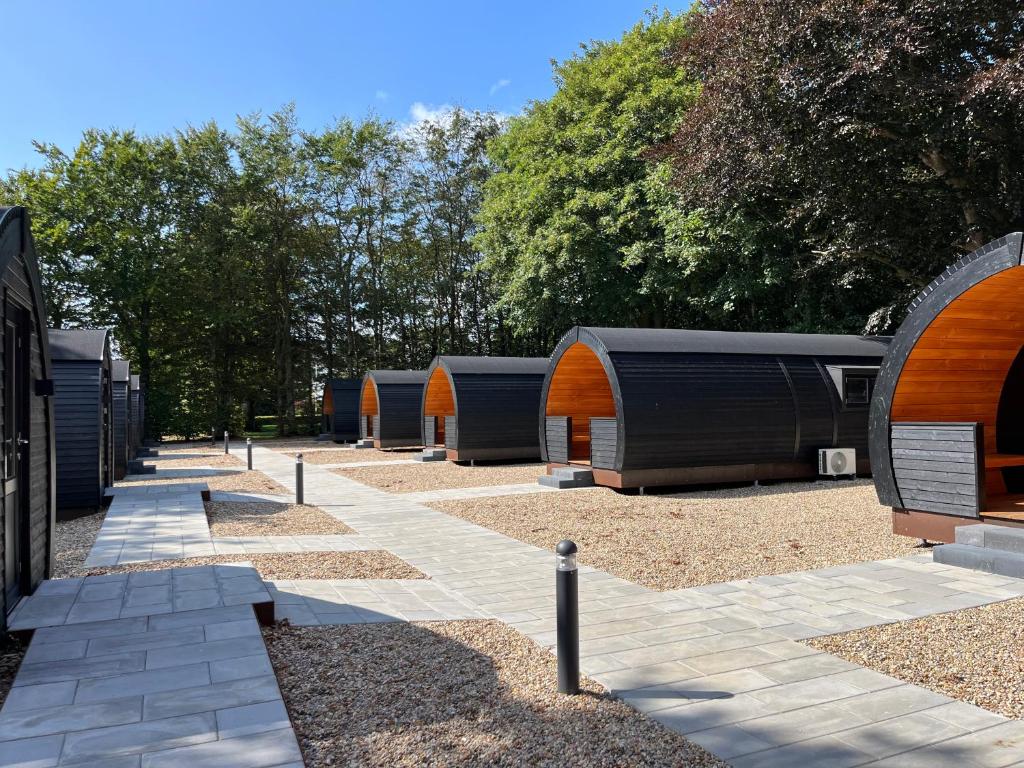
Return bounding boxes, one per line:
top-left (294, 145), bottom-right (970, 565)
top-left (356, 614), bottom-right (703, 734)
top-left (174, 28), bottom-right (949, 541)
top-left (52, 510), bottom-right (107, 578)
top-left (807, 597), bottom-right (1024, 719)
top-left (264, 620), bottom-right (724, 768)
top-left (288, 448), bottom-right (422, 464)
top-left (85, 551), bottom-right (423, 581)
top-left (0, 635), bottom-right (28, 709)
top-left (206, 500), bottom-right (353, 536)
top-left (336, 461), bottom-right (546, 493)
top-left (428, 480), bottom-right (915, 591)
top-left (151, 452), bottom-right (244, 469)
top-left (117, 469), bottom-right (288, 495)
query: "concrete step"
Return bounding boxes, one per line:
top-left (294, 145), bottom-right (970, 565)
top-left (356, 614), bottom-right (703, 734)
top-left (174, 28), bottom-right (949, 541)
top-left (135, 448), bottom-right (158, 458)
top-left (316, 433), bottom-right (334, 442)
top-left (354, 438), bottom-right (375, 449)
top-left (955, 523), bottom-right (1024, 555)
top-left (538, 467), bottom-right (595, 489)
top-left (127, 460), bottom-right (156, 475)
top-left (417, 448), bottom-right (447, 462)
top-left (933, 542), bottom-right (1024, 580)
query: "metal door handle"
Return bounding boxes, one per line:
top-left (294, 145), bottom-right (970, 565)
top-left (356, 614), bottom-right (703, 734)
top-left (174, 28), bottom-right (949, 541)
top-left (17, 438), bottom-right (28, 446)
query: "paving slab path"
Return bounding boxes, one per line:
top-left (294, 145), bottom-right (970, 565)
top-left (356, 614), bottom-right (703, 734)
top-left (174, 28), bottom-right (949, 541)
top-left (249, 443), bottom-right (1024, 767)
top-left (400, 481), bottom-right (566, 502)
top-left (1, 566), bottom-right (300, 768)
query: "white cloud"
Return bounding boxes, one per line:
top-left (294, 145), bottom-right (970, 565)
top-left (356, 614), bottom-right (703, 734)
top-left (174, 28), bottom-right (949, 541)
top-left (375, 89), bottom-right (389, 101)
top-left (409, 101), bottom-right (455, 125)
top-left (489, 78), bottom-right (511, 96)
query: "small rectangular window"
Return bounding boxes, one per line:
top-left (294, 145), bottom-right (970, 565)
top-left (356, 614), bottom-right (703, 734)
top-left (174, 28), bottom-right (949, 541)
top-left (845, 376), bottom-right (871, 406)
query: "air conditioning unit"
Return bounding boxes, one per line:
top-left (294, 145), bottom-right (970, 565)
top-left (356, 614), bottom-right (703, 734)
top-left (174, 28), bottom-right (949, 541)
top-left (819, 448), bottom-right (856, 477)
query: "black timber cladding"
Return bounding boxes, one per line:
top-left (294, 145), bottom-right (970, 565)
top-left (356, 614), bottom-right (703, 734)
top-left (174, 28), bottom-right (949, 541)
top-left (363, 370), bottom-right (427, 448)
top-left (130, 374), bottom-right (141, 454)
top-left (423, 356), bottom-right (548, 461)
top-left (323, 378), bottom-right (360, 441)
top-left (49, 328), bottom-right (112, 514)
top-left (541, 326), bottom-right (889, 479)
top-left (0, 207), bottom-right (57, 629)
top-left (545, 417), bottom-right (570, 464)
top-left (869, 233), bottom-right (1024, 508)
top-left (890, 423), bottom-right (984, 518)
top-left (112, 359), bottom-right (131, 479)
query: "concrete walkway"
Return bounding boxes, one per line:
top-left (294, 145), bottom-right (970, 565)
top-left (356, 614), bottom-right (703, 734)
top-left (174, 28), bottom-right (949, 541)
top-left (401, 481), bottom-right (564, 502)
top-left (1, 567), bottom-right (300, 768)
top-left (212, 534), bottom-right (381, 554)
top-left (248, 443), bottom-right (1024, 767)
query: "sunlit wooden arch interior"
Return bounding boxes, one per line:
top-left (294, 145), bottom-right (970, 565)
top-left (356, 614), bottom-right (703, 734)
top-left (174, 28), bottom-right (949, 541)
top-left (891, 265), bottom-right (1024, 503)
top-left (545, 341), bottom-right (616, 462)
top-left (323, 387), bottom-right (334, 416)
top-left (360, 379), bottom-right (378, 416)
top-left (423, 367), bottom-right (456, 445)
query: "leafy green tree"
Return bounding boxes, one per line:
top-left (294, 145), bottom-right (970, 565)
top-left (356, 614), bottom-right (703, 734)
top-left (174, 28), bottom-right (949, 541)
top-left (477, 11), bottom-right (698, 336)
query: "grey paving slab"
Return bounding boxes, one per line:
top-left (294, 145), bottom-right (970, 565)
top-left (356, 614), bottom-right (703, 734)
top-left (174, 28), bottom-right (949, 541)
top-left (1, 599), bottom-right (299, 768)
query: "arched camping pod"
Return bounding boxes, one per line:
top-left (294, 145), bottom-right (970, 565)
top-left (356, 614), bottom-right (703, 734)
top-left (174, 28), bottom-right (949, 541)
top-left (111, 360), bottom-right (131, 479)
top-left (321, 378), bottom-right (360, 442)
top-left (0, 207), bottom-right (57, 629)
top-left (421, 356), bottom-right (549, 461)
top-left (49, 328), bottom-right (113, 518)
top-left (541, 327), bottom-right (890, 489)
top-left (359, 370), bottom-right (427, 448)
top-left (870, 233), bottom-right (1024, 542)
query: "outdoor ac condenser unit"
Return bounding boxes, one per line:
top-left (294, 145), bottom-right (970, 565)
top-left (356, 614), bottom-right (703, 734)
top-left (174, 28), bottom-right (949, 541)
top-left (819, 448), bottom-right (856, 477)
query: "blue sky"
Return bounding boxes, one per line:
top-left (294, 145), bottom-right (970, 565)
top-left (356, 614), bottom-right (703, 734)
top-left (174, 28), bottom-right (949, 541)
top-left (3, 0), bottom-right (690, 173)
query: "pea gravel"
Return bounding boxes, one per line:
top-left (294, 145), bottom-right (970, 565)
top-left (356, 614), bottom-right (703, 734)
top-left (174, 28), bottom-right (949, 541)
top-left (52, 509), bottom-right (107, 578)
top-left (0, 635), bottom-right (28, 709)
top-left (263, 620), bottom-right (725, 768)
top-left (85, 551), bottom-right (423, 581)
top-left (428, 480), bottom-right (915, 590)
top-left (335, 461), bottom-right (547, 493)
top-left (807, 597), bottom-right (1024, 719)
top-left (205, 500), bottom-right (353, 536)
top-left (117, 469), bottom-right (288, 495)
top-left (288, 448), bottom-right (421, 464)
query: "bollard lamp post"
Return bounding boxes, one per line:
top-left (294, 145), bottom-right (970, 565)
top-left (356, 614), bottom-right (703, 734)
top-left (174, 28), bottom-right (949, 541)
top-left (556, 539), bottom-right (580, 694)
top-left (247, 438), bottom-right (253, 470)
top-left (296, 453), bottom-right (304, 505)
top-left (224, 430), bottom-right (229, 454)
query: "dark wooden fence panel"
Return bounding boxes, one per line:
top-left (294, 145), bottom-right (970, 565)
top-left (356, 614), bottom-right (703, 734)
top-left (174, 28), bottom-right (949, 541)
top-left (546, 416), bottom-right (571, 464)
top-left (423, 417), bottom-right (435, 447)
top-left (590, 418), bottom-right (617, 470)
top-left (891, 422), bottom-right (983, 517)
top-left (445, 416), bottom-right (457, 450)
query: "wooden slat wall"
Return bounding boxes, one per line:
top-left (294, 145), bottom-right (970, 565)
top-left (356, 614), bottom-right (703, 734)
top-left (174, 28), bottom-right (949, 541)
top-left (423, 368), bottom-right (455, 416)
top-left (891, 422), bottom-right (983, 518)
top-left (359, 380), bottom-right (378, 417)
top-left (546, 416), bottom-right (570, 464)
top-left (423, 417), bottom-right (435, 447)
top-left (891, 266), bottom-right (1024, 496)
top-left (545, 343), bottom-right (615, 461)
top-left (444, 416), bottom-right (457, 450)
top-left (590, 417), bottom-right (617, 470)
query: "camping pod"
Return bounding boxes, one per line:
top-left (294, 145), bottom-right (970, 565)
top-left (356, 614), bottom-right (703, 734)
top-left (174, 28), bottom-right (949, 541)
top-left (540, 326), bottom-right (890, 489)
top-left (321, 378), bottom-right (360, 442)
top-left (130, 374), bottom-right (142, 453)
top-left (0, 207), bottom-right (57, 629)
top-left (49, 328), bottom-right (113, 518)
top-left (421, 356), bottom-right (549, 461)
top-left (359, 370), bottom-right (428, 448)
top-left (870, 233), bottom-right (1024, 543)
top-left (111, 360), bottom-right (131, 479)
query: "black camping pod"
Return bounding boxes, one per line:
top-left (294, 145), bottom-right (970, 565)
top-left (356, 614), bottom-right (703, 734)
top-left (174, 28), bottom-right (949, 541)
top-left (49, 328), bottom-right (113, 518)
top-left (359, 370), bottom-right (428, 449)
top-left (0, 207), bottom-right (57, 630)
top-left (130, 374), bottom-right (141, 454)
top-left (540, 327), bottom-right (890, 489)
top-left (421, 356), bottom-right (549, 461)
top-left (321, 378), bottom-right (360, 442)
top-left (869, 233), bottom-right (1024, 542)
top-left (111, 360), bottom-right (131, 479)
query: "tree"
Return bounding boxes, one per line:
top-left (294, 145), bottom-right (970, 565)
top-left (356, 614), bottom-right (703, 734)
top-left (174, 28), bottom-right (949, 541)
top-left (477, 11), bottom-right (698, 336)
top-left (665, 0), bottom-right (1024, 331)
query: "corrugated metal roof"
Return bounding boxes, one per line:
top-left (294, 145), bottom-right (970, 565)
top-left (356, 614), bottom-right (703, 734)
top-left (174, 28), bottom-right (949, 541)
top-left (48, 328), bottom-right (109, 362)
top-left (436, 356), bottom-right (549, 375)
top-left (579, 327), bottom-right (890, 358)
top-left (365, 370), bottom-right (427, 385)
top-left (112, 359), bottom-right (131, 382)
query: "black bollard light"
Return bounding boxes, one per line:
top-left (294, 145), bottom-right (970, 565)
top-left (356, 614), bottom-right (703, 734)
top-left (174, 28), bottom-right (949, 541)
top-left (224, 430), bottom-right (229, 454)
top-left (296, 453), bottom-right (304, 505)
top-left (556, 539), bottom-right (580, 695)
top-left (210, 426), bottom-right (215, 446)
top-left (247, 438), bottom-right (253, 470)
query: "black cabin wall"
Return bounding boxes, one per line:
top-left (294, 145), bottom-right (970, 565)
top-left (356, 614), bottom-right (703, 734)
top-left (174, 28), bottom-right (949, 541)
top-left (450, 373), bottom-right (543, 455)
top-left (53, 360), bottom-right (105, 513)
top-left (377, 383), bottom-right (424, 446)
top-left (112, 381), bottom-right (129, 479)
top-left (327, 380), bottom-right (360, 441)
